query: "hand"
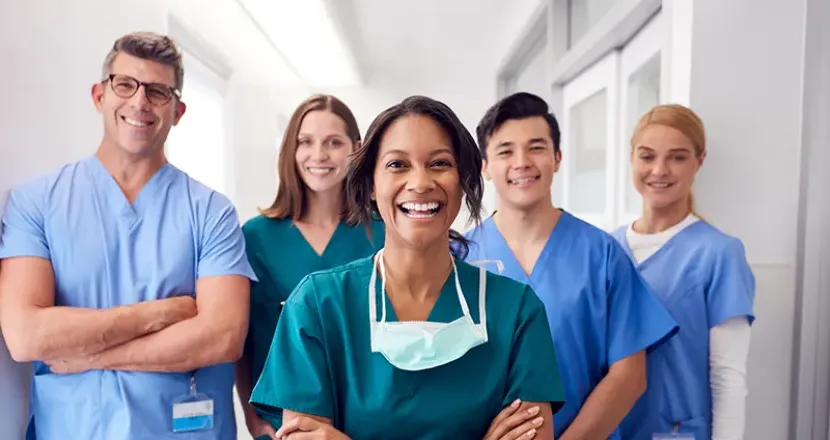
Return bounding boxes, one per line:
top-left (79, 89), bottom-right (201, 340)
top-left (246, 413), bottom-right (278, 440)
top-left (275, 416), bottom-right (350, 440)
top-left (45, 355), bottom-right (95, 375)
top-left (483, 399), bottom-right (546, 440)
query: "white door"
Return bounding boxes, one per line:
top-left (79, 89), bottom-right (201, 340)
top-left (618, 12), bottom-right (664, 226)
top-left (561, 50), bottom-right (619, 230)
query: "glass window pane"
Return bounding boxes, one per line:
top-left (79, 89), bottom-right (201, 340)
top-left (514, 43), bottom-right (548, 100)
top-left (624, 53), bottom-right (661, 214)
top-left (569, 0), bottom-right (618, 47)
top-left (166, 80), bottom-right (227, 195)
top-left (568, 89), bottom-right (607, 214)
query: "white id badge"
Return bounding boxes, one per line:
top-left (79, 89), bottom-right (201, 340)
top-left (172, 374), bottom-right (214, 433)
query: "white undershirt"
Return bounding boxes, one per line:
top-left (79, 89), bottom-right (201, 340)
top-left (626, 215), bottom-right (750, 440)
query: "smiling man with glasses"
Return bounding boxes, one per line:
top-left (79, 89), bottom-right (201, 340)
top-left (0, 32), bottom-right (256, 440)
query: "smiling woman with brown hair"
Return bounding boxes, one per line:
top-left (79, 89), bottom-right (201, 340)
top-left (235, 94), bottom-right (384, 439)
top-left (249, 95), bottom-right (565, 439)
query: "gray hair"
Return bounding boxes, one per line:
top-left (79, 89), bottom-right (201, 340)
top-left (102, 32), bottom-right (185, 92)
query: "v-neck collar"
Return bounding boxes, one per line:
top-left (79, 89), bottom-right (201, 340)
top-left (376, 256), bottom-right (460, 323)
top-left (482, 210), bottom-right (572, 284)
top-left (290, 220), bottom-right (346, 259)
top-left (85, 155), bottom-right (173, 226)
top-left (620, 219), bottom-right (706, 270)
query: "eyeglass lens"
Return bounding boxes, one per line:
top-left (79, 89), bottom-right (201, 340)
top-left (110, 74), bottom-right (175, 105)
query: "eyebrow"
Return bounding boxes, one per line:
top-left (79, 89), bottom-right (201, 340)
top-left (636, 145), bottom-right (692, 153)
top-left (381, 147), bottom-right (453, 159)
top-left (496, 137), bottom-right (548, 148)
top-left (297, 133), bottom-right (348, 139)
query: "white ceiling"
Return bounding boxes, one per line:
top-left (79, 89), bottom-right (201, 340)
top-left (168, 0), bottom-right (303, 85)
top-left (346, 0), bottom-right (505, 84)
top-left (167, 0), bottom-right (511, 88)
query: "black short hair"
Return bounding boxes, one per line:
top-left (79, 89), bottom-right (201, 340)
top-left (475, 92), bottom-right (561, 158)
top-left (346, 95), bottom-right (483, 259)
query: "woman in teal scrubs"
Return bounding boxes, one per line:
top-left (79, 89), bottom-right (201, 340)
top-left (235, 94), bottom-right (384, 440)
top-left (250, 96), bottom-right (566, 439)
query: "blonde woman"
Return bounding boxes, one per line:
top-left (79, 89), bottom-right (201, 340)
top-left (612, 104), bottom-right (756, 440)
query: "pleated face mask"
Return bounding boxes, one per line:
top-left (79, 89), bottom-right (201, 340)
top-left (368, 249), bottom-right (489, 371)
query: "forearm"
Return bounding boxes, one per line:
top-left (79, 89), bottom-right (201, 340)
top-left (89, 313), bottom-right (247, 372)
top-left (559, 354), bottom-right (646, 440)
top-left (711, 317), bottom-right (751, 440)
top-left (8, 301), bottom-right (174, 362)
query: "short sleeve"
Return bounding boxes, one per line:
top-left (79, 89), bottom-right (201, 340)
top-left (241, 227), bottom-right (275, 301)
top-left (250, 276), bottom-right (334, 419)
top-left (706, 239), bottom-right (755, 328)
top-left (197, 194), bottom-right (257, 281)
top-left (0, 185), bottom-right (50, 260)
top-left (503, 285), bottom-right (566, 414)
top-left (606, 240), bottom-right (678, 365)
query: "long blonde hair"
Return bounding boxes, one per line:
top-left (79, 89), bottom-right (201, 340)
top-left (631, 104), bottom-right (705, 216)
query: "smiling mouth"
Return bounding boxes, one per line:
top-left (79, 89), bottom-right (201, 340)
top-left (398, 201), bottom-right (443, 219)
top-left (306, 167), bottom-right (334, 176)
top-left (121, 116), bottom-right (154, 128)
top-left (508, 176), bottom-right (540, 186)
top-left (647, 182), bottom-right (675, 189)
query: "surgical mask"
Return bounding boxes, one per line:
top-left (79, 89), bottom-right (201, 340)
top-left (368, 249), bottom-right (488, 371)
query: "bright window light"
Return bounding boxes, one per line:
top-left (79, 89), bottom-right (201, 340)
top-left (238, 0), bottom-right (361, 87)
top-left (166, 50), bottom-right (229, 197)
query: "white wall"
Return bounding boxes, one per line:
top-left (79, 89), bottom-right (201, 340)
top-left (683, 0), bottom-right (806, 437)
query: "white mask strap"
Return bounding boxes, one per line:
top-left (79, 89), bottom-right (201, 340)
top-left (468, 259), bottom-right (505, 275)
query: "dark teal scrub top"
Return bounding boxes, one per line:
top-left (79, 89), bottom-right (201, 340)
top-left (242, 216), bottom-right (384, 427)
top-left (250, 256), bottom-right (566, 439)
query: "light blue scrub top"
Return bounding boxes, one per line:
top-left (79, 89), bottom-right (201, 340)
top-left (242, 216), bottom-right (384, 427)
top-left (464, 211), bottom-right (679, 439)
top-left (0, 155), bottom-right (257, 440)
top-left (611, 220), bottom-right (755, 440)
top-left (250, 255), bottom-right (566, 439)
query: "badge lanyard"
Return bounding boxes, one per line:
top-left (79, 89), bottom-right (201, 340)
top-left (172, 371), bottom-right (215, 433)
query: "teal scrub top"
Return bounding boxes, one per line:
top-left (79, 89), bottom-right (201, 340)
top-left (242, 217), bottom-right (384, 424)
top-left (250, 255), bottom-right (566, 439)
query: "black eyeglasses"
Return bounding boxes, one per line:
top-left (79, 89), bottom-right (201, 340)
top-left (104, 74), bottom-right (181, 106)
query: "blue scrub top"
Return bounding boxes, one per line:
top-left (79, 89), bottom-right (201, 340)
top-left (0, 155), bottom-right (256, 440)
top-left (611, 221), bottom-right (755, 440)
top-left (250, 255), bottom-right (566, 439)
top-left (242, 216), bottom-right (384, 427)
top-left (464, 211), bottom-right (678, 439)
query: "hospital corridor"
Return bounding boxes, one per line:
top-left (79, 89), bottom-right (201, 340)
top-left (0, 0), bottom-right (828, 439)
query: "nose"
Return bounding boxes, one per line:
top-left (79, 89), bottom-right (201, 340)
top-left (511, 149), bottom-right (532, 170)
top-left (652, 158), bottom-right (670, 176)
top-left (128, 86), bottom-right (152, 112)
top-left (406, 166), bottom-right (436, 193)
top-left (311, 142), bottom-right (330, 161)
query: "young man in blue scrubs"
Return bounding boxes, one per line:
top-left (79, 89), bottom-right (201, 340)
top-left (0, 32), bottom-right (256, 440)
top-left (465, 92), bottom-right (678, 440)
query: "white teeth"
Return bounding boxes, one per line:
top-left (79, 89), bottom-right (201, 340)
top-left (649, 182), bottom-right (670, 188)
top-left (400, 201), bottom-right (439, 212)
top-left (406, 211), bottom-right (437, 219)
top-left (123, 117), bottom-right (151, 127)
top-left (510, 177), bottom-right (537, 185)
top-left (307, 167), bottom-right (333, 175)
